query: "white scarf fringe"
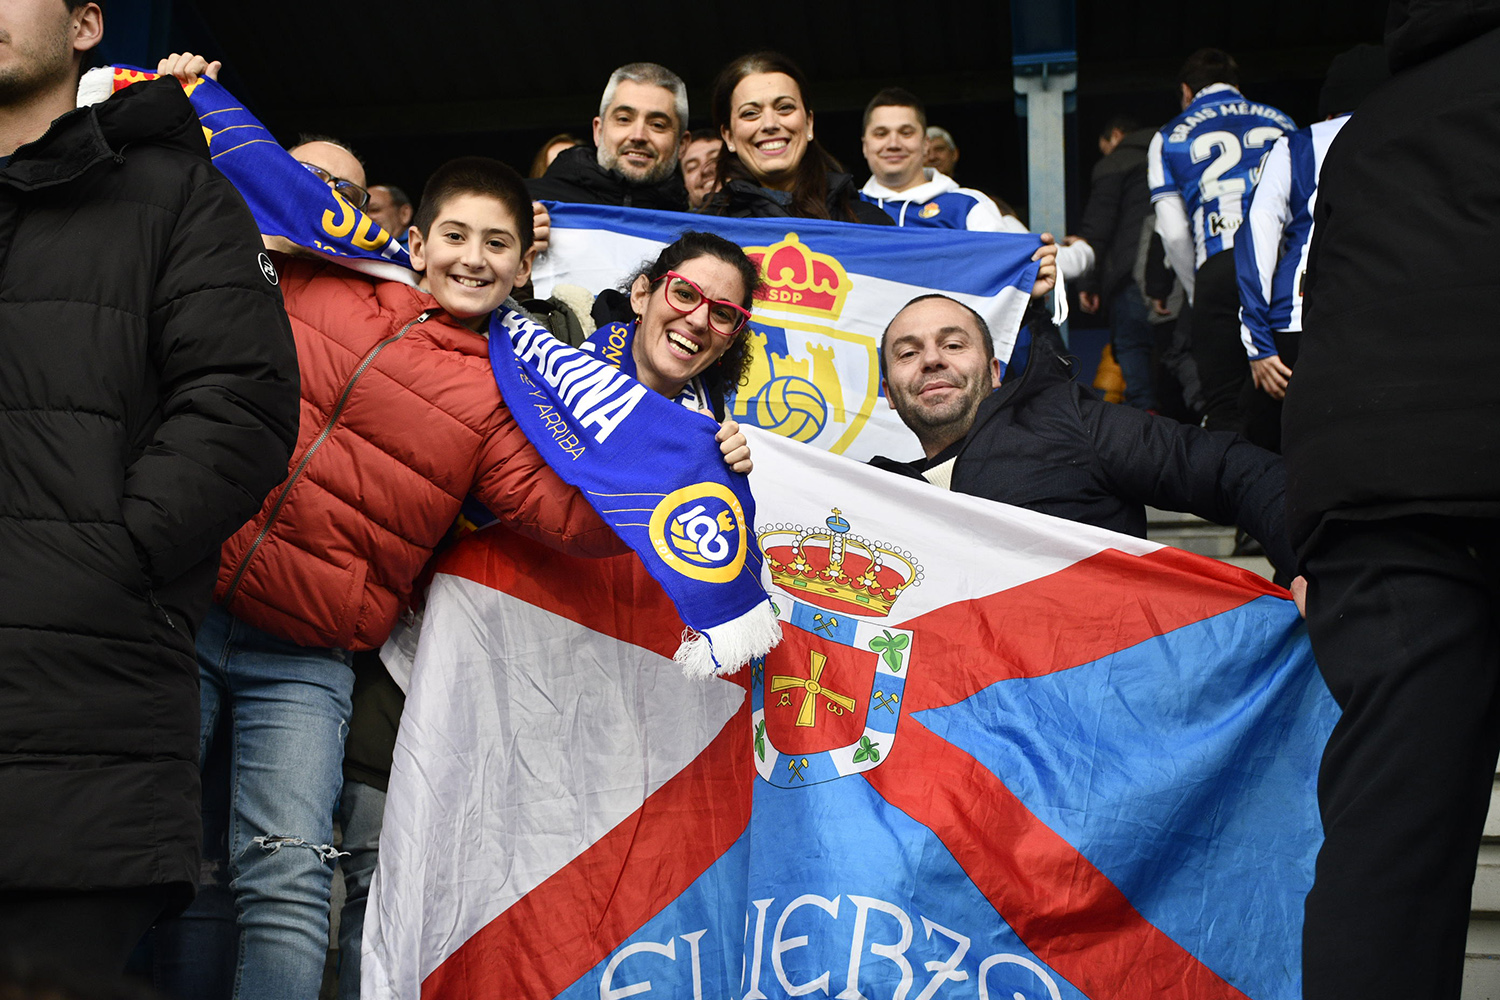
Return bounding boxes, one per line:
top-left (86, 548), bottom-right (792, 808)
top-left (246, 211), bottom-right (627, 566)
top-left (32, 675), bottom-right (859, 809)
top-left (674, 599), bottom-right (782, 680)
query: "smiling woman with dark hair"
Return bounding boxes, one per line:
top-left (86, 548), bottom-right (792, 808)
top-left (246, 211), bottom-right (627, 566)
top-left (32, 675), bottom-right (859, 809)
top-left (705, 52), bottom-right (893, 226)
top-left (619, 230), bottom-right (760, 415)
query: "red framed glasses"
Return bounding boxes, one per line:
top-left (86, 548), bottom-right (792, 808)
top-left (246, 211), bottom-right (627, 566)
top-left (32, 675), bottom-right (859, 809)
top-left (656, 270), bottom-right (753, 337)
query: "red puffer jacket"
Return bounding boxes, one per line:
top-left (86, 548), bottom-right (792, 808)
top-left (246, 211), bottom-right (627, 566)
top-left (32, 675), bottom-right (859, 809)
top-left (215, 258), bottom-right (620, 650)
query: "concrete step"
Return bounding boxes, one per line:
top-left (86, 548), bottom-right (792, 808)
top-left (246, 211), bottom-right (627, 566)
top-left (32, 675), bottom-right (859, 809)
top-left (1474, 844), bottom-right (1500, 916)
top-left (1222, 555), bottom-right (1275, 581)
top-left (1466, 919), bottom-right (1500, 999)
top-left (1148, 527), bottom-right (1239, 559)
top-left (1143, 509), bottom-right (1242, 559)
top-left (1144, 506), bottom-right (1209, 526)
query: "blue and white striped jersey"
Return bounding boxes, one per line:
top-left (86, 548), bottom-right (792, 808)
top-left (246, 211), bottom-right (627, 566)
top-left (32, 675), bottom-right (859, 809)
top-left (1234, 115), bottom-right (1349, 358)
top-left (1148, 84), bottom-right (1296, 267)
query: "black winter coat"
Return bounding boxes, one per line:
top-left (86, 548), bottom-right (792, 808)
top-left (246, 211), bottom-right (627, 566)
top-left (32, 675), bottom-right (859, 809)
top-left (707, 173), bottom-right (895, 226)
top-left (871, 331), bottom-right (1296, 574)
top-left (527, 145), bottom-right (690, 211)
top-left (1283, 7), bottom-right (1500, 553)
top-left (1077, 128), bottom-right (1154, 301)
top-left (0, 80), bottom-right (300, 899)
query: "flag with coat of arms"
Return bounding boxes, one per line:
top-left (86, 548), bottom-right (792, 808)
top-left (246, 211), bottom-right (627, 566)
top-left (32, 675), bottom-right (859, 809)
top-left (530, 203), bottom-right (1041, 462)
top-left (364, 428), bottom-right (1335, 1000)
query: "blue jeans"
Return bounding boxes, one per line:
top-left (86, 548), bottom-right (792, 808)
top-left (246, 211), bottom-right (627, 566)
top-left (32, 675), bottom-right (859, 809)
top-left (171, 605), bottom-right (354, 1000)
top-left (1109, 283), bottom-right (1156, 411)
top-left (336, 780), bottom-right (385, 1000)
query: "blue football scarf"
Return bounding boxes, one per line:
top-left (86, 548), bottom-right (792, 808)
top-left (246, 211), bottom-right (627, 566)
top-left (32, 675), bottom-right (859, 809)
top-left (488, 308), bottom-right (780, 678)
top-left (79, 66), bottom-right (413, 280)
top-left (586, 320), bottom-right (709, 410)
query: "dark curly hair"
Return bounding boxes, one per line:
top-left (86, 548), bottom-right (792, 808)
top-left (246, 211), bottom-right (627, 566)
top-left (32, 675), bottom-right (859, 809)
top-left (627, 231), bottom-right (761, 403)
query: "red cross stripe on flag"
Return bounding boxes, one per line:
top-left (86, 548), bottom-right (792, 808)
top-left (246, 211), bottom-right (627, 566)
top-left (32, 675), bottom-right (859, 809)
top-left (365, 431), bottom-right (1331, 1000)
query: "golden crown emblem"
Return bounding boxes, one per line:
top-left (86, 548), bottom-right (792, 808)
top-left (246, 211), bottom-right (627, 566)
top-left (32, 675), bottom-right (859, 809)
top-left (745, 234), bottom-right (852, 319)
top-left (759, 509), bottom-right (922, 618)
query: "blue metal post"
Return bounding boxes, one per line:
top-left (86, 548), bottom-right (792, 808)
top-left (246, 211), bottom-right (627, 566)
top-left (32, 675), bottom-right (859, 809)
top-left (1012, 0), bottom-right (1077, 341)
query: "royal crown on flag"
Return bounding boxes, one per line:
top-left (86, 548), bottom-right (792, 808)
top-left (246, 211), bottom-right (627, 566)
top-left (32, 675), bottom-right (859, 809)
top-left (746, 234), bottom-right (851, 318)
top-left (760, 509), bottom-right (922, 617)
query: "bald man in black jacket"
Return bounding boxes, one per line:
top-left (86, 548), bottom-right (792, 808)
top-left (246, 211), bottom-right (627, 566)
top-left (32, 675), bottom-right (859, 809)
top-left (870, 296), bottom-right (1296, 578)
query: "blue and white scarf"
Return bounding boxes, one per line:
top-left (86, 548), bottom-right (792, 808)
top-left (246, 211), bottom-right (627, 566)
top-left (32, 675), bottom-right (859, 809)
top-left (79, 66), bottom-right (413, 282)
top-left (584, 320), bottom-right (709, 412)
top-left (489, 309), bottom-right (780, 677)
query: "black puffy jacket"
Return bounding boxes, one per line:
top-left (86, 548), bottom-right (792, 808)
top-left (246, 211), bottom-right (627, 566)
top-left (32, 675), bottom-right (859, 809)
top-left (0, 79), bottom-right (299, 900)
top-left (871, 329), bottom-right (1296, 575)
top-left (527, 145), bottom-right (690, 211)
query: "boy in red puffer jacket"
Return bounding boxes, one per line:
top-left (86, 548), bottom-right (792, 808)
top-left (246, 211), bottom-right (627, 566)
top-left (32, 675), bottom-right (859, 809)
top-left (194, 154), bottom-right (623, 999)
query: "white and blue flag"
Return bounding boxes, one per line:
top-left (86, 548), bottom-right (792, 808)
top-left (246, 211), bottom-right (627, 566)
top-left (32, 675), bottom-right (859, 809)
top-left (531, 203), bottom-right (1041, 463)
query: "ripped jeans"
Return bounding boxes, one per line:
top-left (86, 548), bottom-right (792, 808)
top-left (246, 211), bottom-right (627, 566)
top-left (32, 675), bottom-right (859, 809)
top-left (183, 604), bottom-right (354, 1000)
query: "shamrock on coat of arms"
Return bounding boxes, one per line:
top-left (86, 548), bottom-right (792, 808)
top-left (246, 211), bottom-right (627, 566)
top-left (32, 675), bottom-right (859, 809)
top-left (852, 735), bottom-right (881, 764)
top-left (868, 630), bottom-right (909, 672)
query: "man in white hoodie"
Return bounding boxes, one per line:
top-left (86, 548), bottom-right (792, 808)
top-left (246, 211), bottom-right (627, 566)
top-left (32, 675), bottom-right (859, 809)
top-left (858, 88), bottom-right (1091, 281)
top-left (858, 88), bottom-right (1019, 231)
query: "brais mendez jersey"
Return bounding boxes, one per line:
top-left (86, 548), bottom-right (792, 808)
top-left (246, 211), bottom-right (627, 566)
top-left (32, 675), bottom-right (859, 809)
top-left (1149, 83), bottom-right (1296, 267)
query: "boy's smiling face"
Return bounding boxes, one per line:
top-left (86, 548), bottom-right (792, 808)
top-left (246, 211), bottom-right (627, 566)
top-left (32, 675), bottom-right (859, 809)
top-left (408, 192), bottom-right (535, 331)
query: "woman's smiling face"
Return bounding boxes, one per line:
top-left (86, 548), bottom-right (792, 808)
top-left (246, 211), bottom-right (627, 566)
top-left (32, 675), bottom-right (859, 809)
top-left (629, 254), bottom-right (749, 398)
top-left (721, 72), bottom-right (813, 192)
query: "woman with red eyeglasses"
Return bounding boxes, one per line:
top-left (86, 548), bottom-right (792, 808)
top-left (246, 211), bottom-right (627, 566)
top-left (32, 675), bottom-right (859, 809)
top-left (591, 231), bottom-right (759, 470)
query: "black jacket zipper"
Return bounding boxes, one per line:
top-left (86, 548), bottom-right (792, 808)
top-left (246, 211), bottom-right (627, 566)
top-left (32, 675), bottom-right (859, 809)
top-left (222, 310), bottom-right (432, 606)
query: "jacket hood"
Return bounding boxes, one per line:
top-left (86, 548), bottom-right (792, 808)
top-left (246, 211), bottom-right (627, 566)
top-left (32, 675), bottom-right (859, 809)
top-left (860, 168), bottom-right (960, 205)
top-left (93, 78), bottom-right (206, 155)
top-left (5, 77), bottom-right (202, 192)
top-left (535, 144), bottom-right (690, 207)
top-left (1386, 0), bottom-right (1500, 70)
top-left (1119, 128), bottom-right (1154, 153)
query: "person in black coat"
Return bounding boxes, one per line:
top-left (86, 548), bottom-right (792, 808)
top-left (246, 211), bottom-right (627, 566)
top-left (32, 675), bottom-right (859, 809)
top-left (870, 295), bottom-right (1296, 577)
top-left (528, 142), bottom-right (690, 212)
top-left (1282, 3), bottom-right (1500, 997)
top-left (1076, 118), bottom-right (1157, 410)
top-left (526, 62), bottom-right (691, 257)
top-left (0, 2), bottom-right (299, 972)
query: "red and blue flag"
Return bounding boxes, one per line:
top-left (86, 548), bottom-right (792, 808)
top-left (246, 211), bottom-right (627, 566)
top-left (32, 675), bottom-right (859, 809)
top-left (366, 429), bottom-right (1332, 1000)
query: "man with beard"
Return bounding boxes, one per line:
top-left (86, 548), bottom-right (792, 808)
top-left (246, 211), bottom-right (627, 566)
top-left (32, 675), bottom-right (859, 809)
top-left (529, 61), bottom-right (690, 212)
top-left (869, 295), bottom-right (1297, 579)
top-left (0, 0), bottom-right (298, 973)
